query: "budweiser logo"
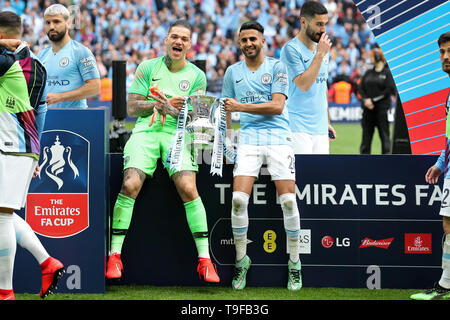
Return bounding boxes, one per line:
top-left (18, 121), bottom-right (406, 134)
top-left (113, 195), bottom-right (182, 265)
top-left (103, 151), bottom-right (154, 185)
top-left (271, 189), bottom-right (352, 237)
top-left (359, 237), bottom-right (394, 249)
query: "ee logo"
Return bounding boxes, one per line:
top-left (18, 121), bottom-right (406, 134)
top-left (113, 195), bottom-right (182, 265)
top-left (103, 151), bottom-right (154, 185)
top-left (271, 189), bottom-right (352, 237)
top-left (263, 230), bottom-right (277, 253)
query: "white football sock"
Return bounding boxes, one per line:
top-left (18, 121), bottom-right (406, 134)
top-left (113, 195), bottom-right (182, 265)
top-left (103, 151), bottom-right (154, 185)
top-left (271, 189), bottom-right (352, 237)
top-left (0, 213), bottom-right (16, 290)
top-left (280, 193), bottom-right (301, 263)
top-left (13, 213), bottom-right (49, 265)
top-left (439, 234), bottom-right (450, 289)
top-left (231, 191), bottom-right (249, 262)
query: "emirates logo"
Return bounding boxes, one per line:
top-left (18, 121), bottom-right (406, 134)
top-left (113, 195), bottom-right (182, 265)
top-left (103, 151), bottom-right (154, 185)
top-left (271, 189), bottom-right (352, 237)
top-left (405, 233), bottom-right (432, 254)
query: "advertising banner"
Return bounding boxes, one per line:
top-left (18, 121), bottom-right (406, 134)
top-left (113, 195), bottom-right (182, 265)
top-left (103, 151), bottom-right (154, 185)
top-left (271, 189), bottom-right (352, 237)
top-left (111, 153), bottom-right (444, 289)
top-left (14, 108), bottom-right (108, 294)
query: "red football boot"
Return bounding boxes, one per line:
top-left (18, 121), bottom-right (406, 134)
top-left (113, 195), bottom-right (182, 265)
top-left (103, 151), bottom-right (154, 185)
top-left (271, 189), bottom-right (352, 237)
top-left (106, 253), bottom-right (123, 279)
top-left (40, 257), bottom-right (65, 298)
top-left (197, 257), bottom-right (220, 283)
top-left (0, 289), bottom-right (15, 300)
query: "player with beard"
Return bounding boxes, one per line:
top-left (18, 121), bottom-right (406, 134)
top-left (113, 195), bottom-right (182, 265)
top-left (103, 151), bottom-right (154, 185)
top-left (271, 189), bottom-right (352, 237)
top-left (38, 4), bottom-right (100, 108)
top-left (280, 1), bottom-right (335, 154)
top-left (105, 19), bottom-right (220, 284)
top-left (410, 32), bottom-right (450, 300)
top-left (222, 21), bottom-right (301, 291)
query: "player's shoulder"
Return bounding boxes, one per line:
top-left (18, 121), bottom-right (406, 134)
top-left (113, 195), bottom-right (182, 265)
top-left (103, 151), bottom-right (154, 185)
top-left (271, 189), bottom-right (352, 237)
top-left (138, 56), bottom-right (164, 69)
top-left (69, 40), bottom-right (96, 60)
top-left (265, 56), bottom-right (282, 66)
top-left (263, 56), bottom-right (286, 71)
top-left (187, 60), bottom-right (203, 73)
top-left (282, 37), bottom-right (304, 54)
top-left (37, 45), bottom-right (51, 59)
top-left (186, 60), bottom-right (206, 79)
top-left (226, 60), bottom-right (245, 73)
top-left (70, 39), bottom-right (91, 51)
top-left (283, 37), bottom-right (299, 50)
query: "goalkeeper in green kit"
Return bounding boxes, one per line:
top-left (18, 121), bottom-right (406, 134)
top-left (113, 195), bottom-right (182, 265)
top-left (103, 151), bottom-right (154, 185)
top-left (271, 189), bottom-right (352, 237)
top-left (105, 19), bottom-right (220, 283)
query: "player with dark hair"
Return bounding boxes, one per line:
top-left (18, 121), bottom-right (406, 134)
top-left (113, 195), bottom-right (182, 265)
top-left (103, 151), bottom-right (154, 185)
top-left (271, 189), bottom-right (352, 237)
top-left (0, 10), bottom-right (64, 300)
top-left (410, 31), bottom-right (450, 300)
top-left (222, 21), bottom-right (301, 291)
top-left (38, 4), bottom-right (100, 108)
top-left (280, 0), bottom-right (336, 154)
top-left (105, 19), bottom-right (220, 284)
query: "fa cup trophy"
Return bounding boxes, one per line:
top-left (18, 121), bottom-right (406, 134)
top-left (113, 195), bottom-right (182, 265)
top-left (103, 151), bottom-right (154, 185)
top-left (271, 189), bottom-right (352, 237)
top-left (166, 95), bottom-right (234, 176)
top-left (185, 95), bottom-right (222, 149)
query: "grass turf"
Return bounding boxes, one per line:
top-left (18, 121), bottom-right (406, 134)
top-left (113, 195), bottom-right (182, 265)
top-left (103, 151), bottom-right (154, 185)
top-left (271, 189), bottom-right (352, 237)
top-left (14, 285), bottom-right (420, 300)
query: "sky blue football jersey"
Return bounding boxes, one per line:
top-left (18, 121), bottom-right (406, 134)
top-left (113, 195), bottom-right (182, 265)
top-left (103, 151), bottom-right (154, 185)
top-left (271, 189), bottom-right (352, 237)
top-left (221, 56), bottom-right (292, 145)
top-left (280, 37), bottom-right (329, 135)
top-left (38, 39), bottom-right (100, 109)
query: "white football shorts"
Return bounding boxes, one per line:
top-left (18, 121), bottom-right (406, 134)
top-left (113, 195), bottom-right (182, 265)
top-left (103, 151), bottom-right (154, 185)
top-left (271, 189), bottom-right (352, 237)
top-left (233, 144), bottom-right (295, 181)
top-left (439, 178), bottom-right (450, 218)
top-left (0, 152), bottom-right (37, 210)
top-left (292, 132), bottom-right (329, 154)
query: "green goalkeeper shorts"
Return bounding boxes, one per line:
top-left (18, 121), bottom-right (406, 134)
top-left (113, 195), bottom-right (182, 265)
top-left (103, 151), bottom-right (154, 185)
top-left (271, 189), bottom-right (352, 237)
top-left (123, 124), bottom-right (198, 178)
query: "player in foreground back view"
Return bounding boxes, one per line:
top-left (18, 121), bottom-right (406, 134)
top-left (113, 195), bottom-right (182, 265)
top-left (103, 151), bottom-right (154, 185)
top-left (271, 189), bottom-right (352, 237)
top-left (105, 19), bottom-right (219, 284)
top-left (410, 31), bottom-right (450, 300)
top-left (0, 11), bottom-right (64, 300)
top-left (222, 21), bottom-right (301, 291)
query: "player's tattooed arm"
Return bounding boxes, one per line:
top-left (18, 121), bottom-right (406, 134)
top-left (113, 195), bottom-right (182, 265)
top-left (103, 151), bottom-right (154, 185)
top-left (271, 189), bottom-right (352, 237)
top-left (128, 92), bottom-right (170, 118)
top-left (154, 96), bottom-right (180, 118)
top-left (128, 91), bottom-right (181, 119)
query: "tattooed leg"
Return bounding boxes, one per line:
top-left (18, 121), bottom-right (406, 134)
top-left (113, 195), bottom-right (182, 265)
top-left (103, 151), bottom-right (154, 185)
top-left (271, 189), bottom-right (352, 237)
top-left (120, 167), bottom-right (147, 199)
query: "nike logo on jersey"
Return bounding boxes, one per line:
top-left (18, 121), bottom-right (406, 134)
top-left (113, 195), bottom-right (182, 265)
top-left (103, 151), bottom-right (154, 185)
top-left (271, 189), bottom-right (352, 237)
top-left (152, 78), bottom-right (161, 81)
top-left (304, 59), bottom-right (310, 63)
top-left (236, 78), bottom-right (243, 83)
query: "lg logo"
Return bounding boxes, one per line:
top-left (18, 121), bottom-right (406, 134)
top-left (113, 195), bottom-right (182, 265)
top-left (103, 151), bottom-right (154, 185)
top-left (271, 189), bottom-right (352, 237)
top-left (321, 236), bottom-right (350, 248)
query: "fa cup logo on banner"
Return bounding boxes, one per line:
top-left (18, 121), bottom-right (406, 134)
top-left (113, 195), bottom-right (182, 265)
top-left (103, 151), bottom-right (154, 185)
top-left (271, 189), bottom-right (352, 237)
top-left (37, 135), bottom-right (79, 190)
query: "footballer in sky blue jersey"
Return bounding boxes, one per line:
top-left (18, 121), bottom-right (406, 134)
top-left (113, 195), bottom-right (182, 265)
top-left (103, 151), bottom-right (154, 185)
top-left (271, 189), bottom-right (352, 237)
top-left (280, 1), bottom-right (335, 154)
top-left (38, 4), bottom-right (100, 109)
top-left (280, 37), bottom-right (329, 134)
top-left (222, 21), bottom-right (302, 291)
top-left (221, 56), bottom-right (291, 145)
top-left (410, 31), bottom-right (450, 301)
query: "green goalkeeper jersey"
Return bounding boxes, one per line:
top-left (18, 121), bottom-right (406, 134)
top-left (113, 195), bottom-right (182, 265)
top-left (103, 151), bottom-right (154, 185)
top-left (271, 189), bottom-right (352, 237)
top-left (129, 56), bottom-right (207, 133)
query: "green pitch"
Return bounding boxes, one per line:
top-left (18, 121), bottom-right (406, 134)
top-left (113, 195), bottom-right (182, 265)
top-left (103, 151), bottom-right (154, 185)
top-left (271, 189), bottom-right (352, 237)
top-left (330, 122), bottom-right (385, 155)
top-left (15, 285), bottom-right (419, 300)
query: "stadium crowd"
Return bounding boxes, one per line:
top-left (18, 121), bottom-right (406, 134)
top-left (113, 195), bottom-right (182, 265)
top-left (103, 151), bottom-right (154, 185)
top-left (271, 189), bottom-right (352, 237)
top-left (1, 0), bottom-right (378, 103)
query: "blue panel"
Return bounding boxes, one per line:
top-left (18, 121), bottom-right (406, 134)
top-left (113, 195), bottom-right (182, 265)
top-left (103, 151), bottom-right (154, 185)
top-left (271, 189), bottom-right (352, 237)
top-left (376, 3), bottom-right (449, 45)
top-left (14, 108), bottom-right (108, 294)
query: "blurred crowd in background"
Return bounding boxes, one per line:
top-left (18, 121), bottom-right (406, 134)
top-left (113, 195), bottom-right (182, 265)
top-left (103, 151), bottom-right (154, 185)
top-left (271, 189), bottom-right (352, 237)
top-left (1, 0), bottom-right (378, 103)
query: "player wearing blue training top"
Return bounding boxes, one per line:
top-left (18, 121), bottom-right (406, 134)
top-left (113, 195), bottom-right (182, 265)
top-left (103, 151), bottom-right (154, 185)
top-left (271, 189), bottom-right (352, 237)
top-left (38, 4), bottom-right (100, 109)
top-left (410, 32), bottom-right (450, 301)
top-left (280, 1), bottom-right (335, 154)
top-left (222, 21), bottom-right (301, 291)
